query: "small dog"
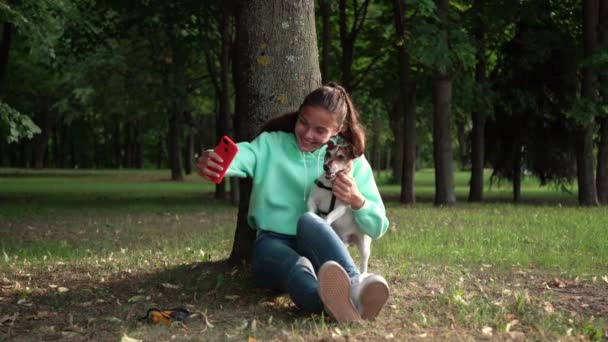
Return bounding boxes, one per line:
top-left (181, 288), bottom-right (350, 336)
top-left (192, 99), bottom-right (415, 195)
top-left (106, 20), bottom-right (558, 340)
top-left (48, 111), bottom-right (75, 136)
top-left (308, 141), bottom-right (372, 273)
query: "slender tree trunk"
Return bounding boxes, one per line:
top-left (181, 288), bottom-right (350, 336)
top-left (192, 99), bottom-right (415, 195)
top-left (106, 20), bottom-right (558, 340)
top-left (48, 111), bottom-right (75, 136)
top-left (215, 8), bottom-right (232, 199)
top-left (433, 75), bottom-right (456, 205)
top-left (135, 119), bottom-right (144, 169)
top-left (156, 133), bottom-right (164, 169)
top-left (469, 0), bottom-right (487, 202)
top-left (577, 0), bottom-right (599, 206)
top-left (598, 119), bottom-right (608, 204)
top-left (320, 0), bottom-right (331, 83)
top-left (512, 143), bottom-right (521, 203)
top-left (393, 0), bottom-right (416, 203)
top-left (0, 23), bottom-right (13, 97)
top-left (33, 106), bottom-right (52, 169)
top-left (389, 100), bottom-right (403, 184)
top-left (339, 0), bottom-right (353, 91)
top-left (230, 0), bottom-right (322, 264)
top-left (597, 0), bottom-right (608, 204)
top-left (56, 123), bottom-right (64, 168)
top-left (167, 111), bottom-right (184, 180)
top-left (338, 0), bottom-right (370, 92)
top-left (456, 120), bottom-right (467, 169)
top-left (433, 0), bottom-right (456, 206)
top-left (184, 115), bottom-right (194, 175)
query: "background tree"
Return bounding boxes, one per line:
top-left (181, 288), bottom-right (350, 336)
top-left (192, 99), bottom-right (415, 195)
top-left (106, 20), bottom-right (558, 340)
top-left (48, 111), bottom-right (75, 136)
top-left (576, 0), bottom-right (599, 206)
top-left (432, 0), bottom-right (455, 206)
top-left (392, 0), bottom-right (417, 203)
top-left (597, 0), bottom-right (608, 204)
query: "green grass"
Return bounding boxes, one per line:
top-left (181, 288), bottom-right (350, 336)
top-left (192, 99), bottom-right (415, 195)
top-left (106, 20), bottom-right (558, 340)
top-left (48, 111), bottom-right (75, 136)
top-left (0, 168), bottom-right (606, 341)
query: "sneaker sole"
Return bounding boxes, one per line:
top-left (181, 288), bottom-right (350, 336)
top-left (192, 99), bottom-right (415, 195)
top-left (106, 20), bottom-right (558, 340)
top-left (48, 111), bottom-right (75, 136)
top-left (359, 281), bottom-right (389, 320)
top-left (318, 262), bottom-right (362, 323)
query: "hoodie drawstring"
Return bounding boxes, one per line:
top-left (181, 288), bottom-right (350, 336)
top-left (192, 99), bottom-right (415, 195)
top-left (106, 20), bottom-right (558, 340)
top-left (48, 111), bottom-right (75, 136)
top-left (301, 151), bottom-right (308, 202)
top-left (301, 150), bottom-right (324, 203)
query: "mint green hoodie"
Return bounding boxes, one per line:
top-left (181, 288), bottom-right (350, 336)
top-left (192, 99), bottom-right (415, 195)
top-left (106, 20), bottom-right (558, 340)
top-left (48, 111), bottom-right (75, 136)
top-left (226, 131), bottom-right (389, 239)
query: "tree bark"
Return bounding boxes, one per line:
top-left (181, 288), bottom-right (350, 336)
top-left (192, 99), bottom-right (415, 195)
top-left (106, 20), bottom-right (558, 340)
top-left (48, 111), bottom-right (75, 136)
top-left (229, 0), bottom-right (322, 264)
top-left (597, 0), bottom-right (608, 204)
top-left (468, 0), bottom-right (487, 202)
top-left (577, 0), bottom-right (599, 206)
top-left (392, 0), bottom-right (417, 203)
top-left (433, 0), bottom-right (456, 206)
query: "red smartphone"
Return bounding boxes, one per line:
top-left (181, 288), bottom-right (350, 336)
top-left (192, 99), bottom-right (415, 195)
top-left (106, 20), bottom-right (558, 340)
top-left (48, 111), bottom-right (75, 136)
top-left (211, 135), bottom-right (238, 184)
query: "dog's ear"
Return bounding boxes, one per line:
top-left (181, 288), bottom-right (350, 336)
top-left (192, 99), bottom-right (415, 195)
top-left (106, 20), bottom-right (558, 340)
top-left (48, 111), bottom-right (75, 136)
top-left (346, 144), bottom-right (358, 159)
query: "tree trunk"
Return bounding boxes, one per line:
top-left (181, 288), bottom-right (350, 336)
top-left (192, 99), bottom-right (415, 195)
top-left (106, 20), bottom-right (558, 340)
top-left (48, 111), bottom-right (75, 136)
top-left (392, 0), bottom-right (416, 203)
top-left (370, 117), bottom-right (381, 168)
top-left (184, 130), bottom-right (194, 175)
top-left (598, 119), bottom-right (608, 204)
top-left (215, 8), bottom-right (232, 199)
top-left (433, 0), bottom-right (455, 206)
top-left (167, 111), bottom-right (184, 181)
top-left (320, 0), bottom-right (331, 83)
top-left (32, 106), bottom-right (52, 169)
top-left (577, 0), bottom-right (599, 206)
top-left (512, 143), bottom-right (521, 203)
top-left (0, 23), bottom-right (13, 98)
top-left (468, 0), bottom-right (487, 202)
top-left (156, 133), bottom-right (164, 169)
top-left (338, 0), bottom-right (370, 92)
top-left (597, 0), bottom-right (608, 204)
top-left (339, 0), bottom-right (354, 91)
top-left (389, 100), bottom-right (403, 184)
top-left (456, 120), bottom-right (467, 169)
top-left (230, 0), bottom-right (322, 264)
top-left (135, 119), bottom-right (144, 169)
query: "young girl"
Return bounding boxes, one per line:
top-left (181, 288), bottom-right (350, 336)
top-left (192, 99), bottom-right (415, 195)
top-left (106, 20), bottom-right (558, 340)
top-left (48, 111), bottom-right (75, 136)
top-left (197, 83), bottom-right (390, 323)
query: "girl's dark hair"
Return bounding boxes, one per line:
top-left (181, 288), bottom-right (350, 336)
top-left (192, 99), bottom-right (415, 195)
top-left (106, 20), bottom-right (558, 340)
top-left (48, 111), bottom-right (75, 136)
top-left (259, 83), bottom-right (366, 156)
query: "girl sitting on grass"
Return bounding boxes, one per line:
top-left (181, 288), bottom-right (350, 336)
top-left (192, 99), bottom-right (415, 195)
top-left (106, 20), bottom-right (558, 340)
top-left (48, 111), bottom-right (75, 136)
top-left (197, 83), bottom-right (390, 323)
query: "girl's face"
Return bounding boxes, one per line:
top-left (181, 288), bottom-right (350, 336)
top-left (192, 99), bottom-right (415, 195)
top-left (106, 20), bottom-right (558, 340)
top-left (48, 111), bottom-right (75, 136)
top-left (295, 106), bottom-right (340, 152)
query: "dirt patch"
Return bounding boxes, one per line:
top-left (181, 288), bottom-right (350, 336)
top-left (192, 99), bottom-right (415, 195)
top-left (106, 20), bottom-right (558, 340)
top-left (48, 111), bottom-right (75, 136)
top-left (1, 262), bottom-right (606, 341)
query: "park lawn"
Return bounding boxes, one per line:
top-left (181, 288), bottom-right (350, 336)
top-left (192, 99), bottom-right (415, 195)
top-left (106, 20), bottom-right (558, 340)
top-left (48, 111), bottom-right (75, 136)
top-left (0, 168), bottom-right (606, 341)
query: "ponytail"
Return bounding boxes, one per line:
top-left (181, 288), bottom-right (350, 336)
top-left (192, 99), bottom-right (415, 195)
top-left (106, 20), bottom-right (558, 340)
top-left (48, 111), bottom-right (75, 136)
top-left (331, 84), bottom-right (366, 157)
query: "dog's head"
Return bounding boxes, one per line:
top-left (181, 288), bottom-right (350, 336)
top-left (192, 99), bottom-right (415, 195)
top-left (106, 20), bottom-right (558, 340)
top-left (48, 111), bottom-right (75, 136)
top-left (323, 140), bottom-right (356, 180)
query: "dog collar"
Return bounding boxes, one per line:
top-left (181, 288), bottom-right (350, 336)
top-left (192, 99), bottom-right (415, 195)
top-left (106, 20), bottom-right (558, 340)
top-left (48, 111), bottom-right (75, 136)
top-left (314, 179), bottom-right (333, 191)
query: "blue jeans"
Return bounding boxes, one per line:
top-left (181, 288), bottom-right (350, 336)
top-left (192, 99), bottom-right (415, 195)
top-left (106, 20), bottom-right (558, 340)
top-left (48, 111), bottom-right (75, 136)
top-left (251, 212), bottom-right (360, 313)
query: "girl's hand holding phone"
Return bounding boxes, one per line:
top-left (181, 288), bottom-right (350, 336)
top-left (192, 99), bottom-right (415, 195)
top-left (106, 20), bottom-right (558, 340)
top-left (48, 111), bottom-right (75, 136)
top-left (197, 136), bottom-right (238, 183)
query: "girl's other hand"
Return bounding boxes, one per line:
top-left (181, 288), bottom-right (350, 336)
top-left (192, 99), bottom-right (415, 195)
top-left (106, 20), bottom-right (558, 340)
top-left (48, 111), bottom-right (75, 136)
top-left (333, 172), bottom-right (365, 209)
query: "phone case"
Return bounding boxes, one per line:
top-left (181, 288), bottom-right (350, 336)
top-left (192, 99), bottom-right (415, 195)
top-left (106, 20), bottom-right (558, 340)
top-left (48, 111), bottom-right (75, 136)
top-left (211, 136), bottom-right (238, 184)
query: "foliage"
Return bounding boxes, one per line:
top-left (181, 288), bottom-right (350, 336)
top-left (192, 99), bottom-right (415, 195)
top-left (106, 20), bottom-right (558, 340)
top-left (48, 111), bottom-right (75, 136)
top-left (0, 102), bottom-right (40, 143)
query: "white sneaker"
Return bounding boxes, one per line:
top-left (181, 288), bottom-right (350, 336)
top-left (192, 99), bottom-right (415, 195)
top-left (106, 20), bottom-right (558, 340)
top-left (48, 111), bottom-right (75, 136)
top-left (318, 261), bottom-right (362, 323)
top-left (350, 273), bottom-right (389, 320)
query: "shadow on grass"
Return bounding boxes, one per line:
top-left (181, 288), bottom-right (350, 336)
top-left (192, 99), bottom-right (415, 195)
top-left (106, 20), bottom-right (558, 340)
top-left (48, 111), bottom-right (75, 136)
top-left (1, 260), bottom-right (308, 340)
